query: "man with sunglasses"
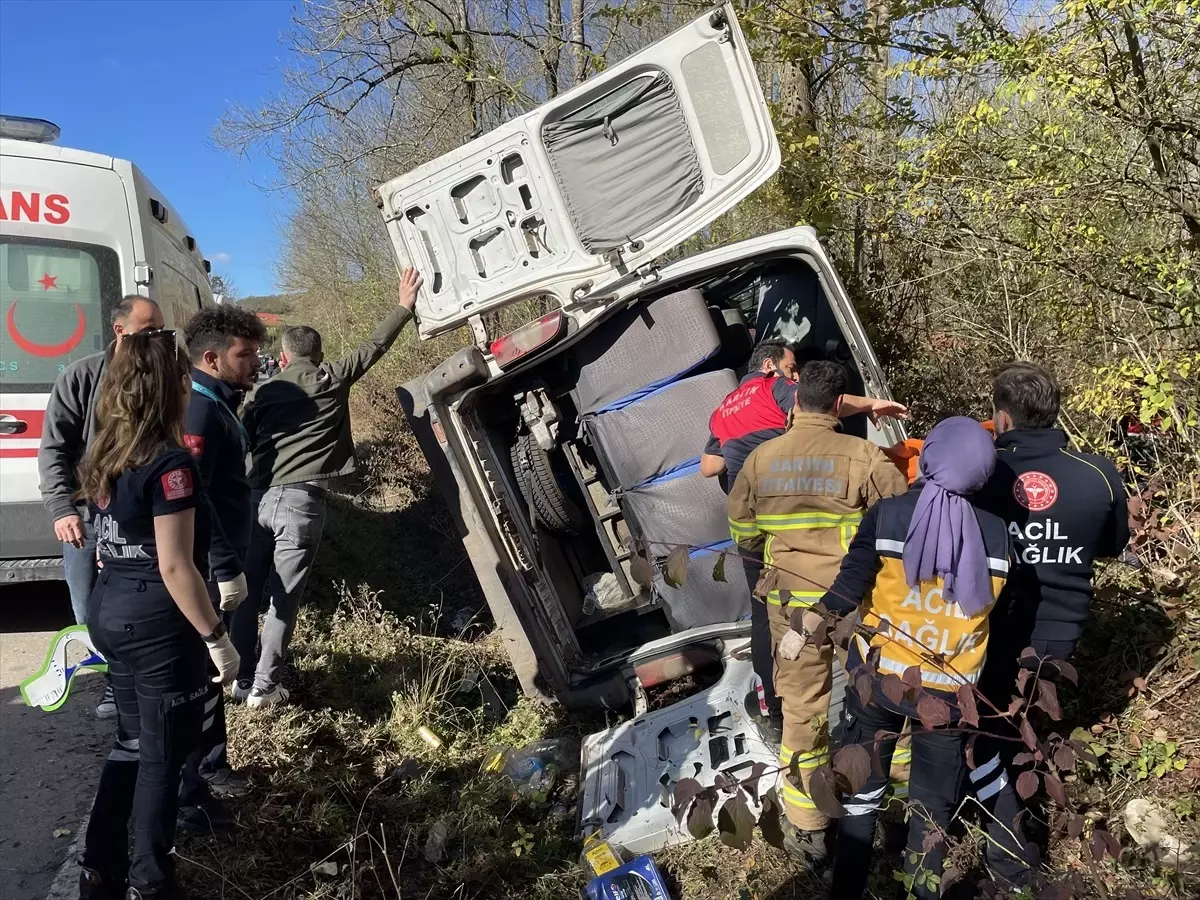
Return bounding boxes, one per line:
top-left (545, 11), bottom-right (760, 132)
top-left (38, 294), bottom-right (165, 720)
top-left (175, 305), bottom-right (266, 833)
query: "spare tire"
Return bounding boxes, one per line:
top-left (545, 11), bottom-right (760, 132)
top-left (510, 433), bottom-right (588, 535)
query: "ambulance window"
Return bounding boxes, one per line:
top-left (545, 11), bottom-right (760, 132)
top-left (0, 237), bottom-right (120, 392)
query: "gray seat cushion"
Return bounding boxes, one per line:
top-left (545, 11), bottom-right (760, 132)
top-left (620, 463), bottom-right (730, 556)
top-left (586, 369), bottom-right (737, 490)
top-left (572, 288), bottom-right (721, 416)
top-left (657, 543), bottom-right (751, 631)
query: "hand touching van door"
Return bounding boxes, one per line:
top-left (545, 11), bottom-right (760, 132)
top-left (397, 266), bottom-right (423, 311)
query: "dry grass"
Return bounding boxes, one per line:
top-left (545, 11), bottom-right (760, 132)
top-left (177, 324), bottom-right (1200, 899)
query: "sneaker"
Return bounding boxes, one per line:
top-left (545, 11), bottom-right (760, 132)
top-left (230, 679), bottom-right (253, 703)
top-left (95, 683), bottom-right (117, 719)
top-left (202, 766), bottom-right (250, 799)
top-left (247, 684), bottom-right (289, 709)
top-left (177, 797), bottom-right (234, 834)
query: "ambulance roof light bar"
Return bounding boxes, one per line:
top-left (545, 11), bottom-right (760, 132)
top-left (0, 115), bottom-right (61, 144)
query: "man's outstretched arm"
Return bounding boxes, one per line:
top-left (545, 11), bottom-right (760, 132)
top-left (839, 394), bottom-right (908, 425)
top-left (329, 268), bottom-right (423, 385)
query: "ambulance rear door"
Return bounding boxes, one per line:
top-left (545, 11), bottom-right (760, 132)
top-left (0, 141), bottom-right (135, 567)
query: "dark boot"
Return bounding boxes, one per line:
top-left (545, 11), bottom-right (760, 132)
top-left (177, 794), bottom-right (234, 834)
top-left (125, 887), bottom-right (186, 900)
top-left (781, 818), bottom-right (831, 871)
top-left (79, 866), bottom-right (125, 900)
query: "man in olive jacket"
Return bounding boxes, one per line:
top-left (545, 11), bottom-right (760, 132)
top-left (231, 268), bottom-right (423, 707)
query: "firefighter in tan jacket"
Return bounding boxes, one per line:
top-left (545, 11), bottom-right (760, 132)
top-left (727, 361), bottom-right (908, 860)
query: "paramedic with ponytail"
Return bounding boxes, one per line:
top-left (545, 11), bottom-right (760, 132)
top-left (781, 417), bottom-right (1011, 900)
top-left (74, 329), bottom-right (239, 900)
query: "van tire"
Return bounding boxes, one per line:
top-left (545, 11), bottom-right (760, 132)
top-left (510, 434), bottom-right (587, 535)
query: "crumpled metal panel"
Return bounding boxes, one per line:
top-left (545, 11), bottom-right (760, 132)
top-left (577, 637), bottom-right (777, 856)
top-left (578, 637), bottom-right (848, 856)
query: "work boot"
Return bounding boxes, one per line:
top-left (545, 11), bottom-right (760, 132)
top-left (744, 692), bottom-right (783, 750)
top-left (781, 818), bottom-right (830, 869)
top-left (201, 766), bottom-right (250, 799)
top-left (125, 888), bottom-right (189, 900)
top-left (79, 866), bottom-right (125, 900)
top-left (177, 795), bottom-right (235, 834)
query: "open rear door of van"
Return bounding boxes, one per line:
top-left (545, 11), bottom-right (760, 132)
top-left (377, 3), bottom-right (780, 338)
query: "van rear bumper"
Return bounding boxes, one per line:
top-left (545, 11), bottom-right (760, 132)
top-left (0, 501), bottom-right (62, 578)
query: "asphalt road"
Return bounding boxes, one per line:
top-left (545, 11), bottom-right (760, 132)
top-left (0, 580), bottom-right (106, 900)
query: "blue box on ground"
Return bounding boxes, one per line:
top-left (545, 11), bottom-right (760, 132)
top-left (582, 854), bottom-right (671, 900)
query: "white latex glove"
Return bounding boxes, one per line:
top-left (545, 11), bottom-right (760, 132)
top-left (207, 634), bottom-right (241, 685)
top-left (218, 574), bottom-right (248, 612)
top-left (779, 628), bottom-right (806, 661)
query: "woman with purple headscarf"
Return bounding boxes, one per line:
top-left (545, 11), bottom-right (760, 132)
top-left (780, 417), bottom-right (1012, 899)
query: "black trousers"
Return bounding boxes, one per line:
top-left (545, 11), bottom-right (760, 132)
top-left (179, 580), bottom-right (230, 806)
top-left (969, 641), bottom-right (1060, 886)
top-left (84, 571), bottom-right (207, 892)
top-left (743, 557), bottom-right (780, 717)
top-left (833, 689), bottom-right (968, 900)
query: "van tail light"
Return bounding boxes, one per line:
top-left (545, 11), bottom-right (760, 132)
top-left (489, 311), bottom-right (565, 368)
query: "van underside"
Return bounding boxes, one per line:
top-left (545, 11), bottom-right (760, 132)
top-left (452, 250), bottom-right (882, 682)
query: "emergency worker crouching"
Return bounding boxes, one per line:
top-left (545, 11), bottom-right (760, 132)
top-left (726, 360), bottom-right (908, 863)
top-left (74, 329), bottom-right (240, 900)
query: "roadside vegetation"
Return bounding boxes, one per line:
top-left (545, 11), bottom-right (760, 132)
top-left (185, 1), bottom-right (1200, 897)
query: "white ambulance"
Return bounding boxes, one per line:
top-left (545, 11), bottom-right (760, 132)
top-left (0, 116), bottom-right (214, 583)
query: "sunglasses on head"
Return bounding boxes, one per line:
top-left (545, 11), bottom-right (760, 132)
top-left (126, 327), bottom-right (177, 341)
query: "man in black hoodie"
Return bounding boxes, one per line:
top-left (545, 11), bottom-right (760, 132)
top-left (971, 362), bottom-right (1130, 884)
top-left (176, 305), bottom-right (266, 833)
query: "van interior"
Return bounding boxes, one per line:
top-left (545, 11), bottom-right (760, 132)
top-left (457, 252), bottom-right (879, 671)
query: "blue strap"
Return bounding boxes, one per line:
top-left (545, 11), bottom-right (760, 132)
top-left (190, 381), bottom-right (248, 449)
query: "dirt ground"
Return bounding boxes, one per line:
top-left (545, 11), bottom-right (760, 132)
top-left (0, 581), bottom-right (106, 900)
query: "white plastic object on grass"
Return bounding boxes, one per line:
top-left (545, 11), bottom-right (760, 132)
top-left (20, 625), bottom-right (108, 712)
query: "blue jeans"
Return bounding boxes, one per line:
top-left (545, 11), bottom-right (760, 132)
top-left (62, 519), bottom-right (98, 625)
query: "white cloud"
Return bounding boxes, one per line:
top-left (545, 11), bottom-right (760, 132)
top-left (211, 252), bottom-right (233, 265)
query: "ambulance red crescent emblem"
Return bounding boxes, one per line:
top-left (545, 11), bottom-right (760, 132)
top-left (6, 301), bottom-right (87, 358)
top-left (162, 468), bottom-right (193, 502)
top-left (1013, 471), bottom-right (1058, 512)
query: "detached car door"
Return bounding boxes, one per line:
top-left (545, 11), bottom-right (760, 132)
top-left (377, 3), bottom-right (780, 338)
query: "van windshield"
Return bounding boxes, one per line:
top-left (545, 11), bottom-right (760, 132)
top-left (0, 236), bottom-right (120, 392)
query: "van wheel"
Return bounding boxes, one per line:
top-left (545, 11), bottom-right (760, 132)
top-left (510, 434), bottom-right (588, 535)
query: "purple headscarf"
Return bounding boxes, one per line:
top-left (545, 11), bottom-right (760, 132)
top-left (903, 417), bottom-right (997, 616)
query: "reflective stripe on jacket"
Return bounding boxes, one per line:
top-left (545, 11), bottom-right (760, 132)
top-left (727, 412), bottom-right (908, 607)
top-left (822, 485), bottom-right (1012, 690)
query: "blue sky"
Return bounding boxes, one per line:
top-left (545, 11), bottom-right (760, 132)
top-left (0, 0), bottom-right (299, 297)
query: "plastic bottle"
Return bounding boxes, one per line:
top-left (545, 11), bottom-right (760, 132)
top-left (483, 738), bottom-right (578, 803)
